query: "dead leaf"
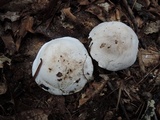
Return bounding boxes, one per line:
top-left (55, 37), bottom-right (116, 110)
top-left (96, 1), bottom-right (115, 21)
top-left (138, 47), bottom-right (160, 75)
top-left (61, 7), bottom-right (77, 22)
top-left (1, 34), bottom-right (16, 55)
top-left (108, 12), bottom-right (117, 21)
top-left (31, 0), bottom-right (50, 11)
top-left (0, 55), bottom-right (11, 68)
top-left (104, 111), bottom-right (114, 120)
top-left (141, 100), bottom-right (156, 120)
top-left (0, 56), bottom-right (10, 95)
top-left (0, 11), bottom-right (20, 22)
top-left (15, 16), bottom-right (34, 51)
top-left (135, 16), bottom-right (144, 28)
top-left (148, 7), bottom-right (160, 16)
top-left (4, 21), bottom-right (12, 31)
top-left (144, 20), bottom-right (160, 34)
top-left (133, 2), bottom-right (143, 11)
top-left (78, 74), bottom-right (108, 107)
top-left (138, 49), bottom-right (146, 73)
top-left (115, 8), bottom-right (121, 21)
top-left (140, 48), bottom-right (160, 67)
top-left (97, 2), bottom-right (110, 12)
top-left (107, 7), bottom-right (124, 21)
top-left (86, 4), bottom-right (106, 21)
top-left (19, 16), bottom-right (34, 35)
top-left (136, 0), bottom-right (150, 8)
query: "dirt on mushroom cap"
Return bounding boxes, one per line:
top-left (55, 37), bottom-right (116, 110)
top-left (32, 37), bottom-right (94, 95)
top-left (89, 21), bottom-right (139, 71)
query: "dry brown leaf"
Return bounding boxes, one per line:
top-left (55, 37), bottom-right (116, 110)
top-left (0, 11), bottom-right (20, 22)
top-left (19, 16), bottom-right (34, 36)
top-left (86, 4), bottom-right (106, 21)
top-left (78, 74), bottom-right (108, 107)
top-left (137, 0), bottom-right (150, 8)
top-left (140, 48), bottom-right (160, 67)
top-left (115, 8), bottom-right (121, 21)
top-left (138, 50), bottom-right (146, 73)
top-left (144, 20), bottom-right (160, 34)
top-left (144, 0), bottom-right (151, 7)
top-left (135, 16), bottom-right (144, 28)
top-left (61, 7), bottom-right (77, 22)
top-left (97, 2), bottom-right (110, 12)
top-left (104, 111), bottom-right (114, 120)
top-left (32, 0), bottom-right (49, 11)
top-left (0, 56), bottom-right (10, 94)
top-left (148, 7), bottom-right (160, 16)
top-left (150, 0), bottom-right (160, 8)
top-left (15, 16), bottom-right (34, 51)
top-left (0, 55), bottom-right (11, 68)
top-left (108, 12), bottom-right (117, 21)
top-left (107, 7), bottom-right (123, 21)
top-left (1, 34), bottom-right (16, 55)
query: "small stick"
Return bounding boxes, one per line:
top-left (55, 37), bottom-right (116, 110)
top-left (33, 58), bottom-right (43, 80)
top-left (116, 81), bottom-right (122, 110)
top-left (107, 81), bottom-right (130, 120)
top-left (121, 0), bottom-right (138, 32)
top-left (136, 63), bottom-right (160, 86)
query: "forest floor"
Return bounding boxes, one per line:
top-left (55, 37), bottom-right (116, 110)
top-left (0, 0), bottom-right (160, 120)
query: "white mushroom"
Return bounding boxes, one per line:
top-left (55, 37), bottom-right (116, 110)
top-left (32, 37), bottom-right (93, 95)
top-left (89, 21), bottom-right (139, 71)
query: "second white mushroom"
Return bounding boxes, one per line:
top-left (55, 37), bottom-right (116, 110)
top-left (89, 21), bottom-right (139, 71)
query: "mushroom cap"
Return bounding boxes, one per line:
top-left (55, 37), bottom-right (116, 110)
top-left (89, 21), bottom-right (139, 71)
top-left (32, 37), bottom-right (93, 95)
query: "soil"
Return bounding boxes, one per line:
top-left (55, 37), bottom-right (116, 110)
top-left (0, 0), bottom-right (160, 120)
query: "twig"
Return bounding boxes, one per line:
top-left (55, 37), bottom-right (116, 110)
top-left (121, 0), bottom-right (138, 32)
top-left (107, 81), bottom-right (130, 120)
top-left (78, 74), bottom-right (109, 107)
top-left (33, 58), bottom-right (43, 80)
top-left (136, 63), bottom-right (160, 86)
top-left (116, 81), bottom-right (122, 110)
top-left (131, 0), bottom-right (137, 10)
top-left (137, 102), bottom-right (145, 120)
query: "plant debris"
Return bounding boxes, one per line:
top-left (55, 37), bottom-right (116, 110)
top-left (0, 0), bottom-right (160, 119)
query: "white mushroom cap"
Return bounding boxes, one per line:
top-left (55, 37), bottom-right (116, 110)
top-left (32, 37), bottom-right (93, 95)
top-left (89, 21), bottom-right (139, 71)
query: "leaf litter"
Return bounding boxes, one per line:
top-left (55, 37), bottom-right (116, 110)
top-left (0, 0), bottom-right (160, 120)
